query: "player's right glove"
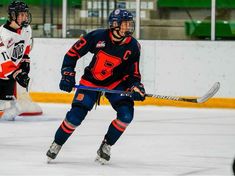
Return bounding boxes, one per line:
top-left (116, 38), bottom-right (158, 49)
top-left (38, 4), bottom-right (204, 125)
top-left (59, 67), bottom-right (76, 92)
top-left (13, 69), bottom-right (30, 88)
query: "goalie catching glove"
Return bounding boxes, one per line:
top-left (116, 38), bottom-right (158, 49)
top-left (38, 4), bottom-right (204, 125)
top-left (130, 82), bottom-right (146, 101)
top-left (12, 69), bottom-right (30, 88)
top-left (59, 67), bottom-right (76, 92)
top-left (19, 56), bottom-right (30, 74)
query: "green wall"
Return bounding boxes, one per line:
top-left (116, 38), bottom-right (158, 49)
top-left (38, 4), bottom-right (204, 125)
top-left (158, 0), bottom-right (235, 8)
top-left (0, 0), bottom-right (82, 7)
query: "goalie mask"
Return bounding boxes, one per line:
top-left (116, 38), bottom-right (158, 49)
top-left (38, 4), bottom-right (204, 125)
top-left (108, 9), bottom-right (135, 38)
top-left (8, 1), bottom-right (32, 28)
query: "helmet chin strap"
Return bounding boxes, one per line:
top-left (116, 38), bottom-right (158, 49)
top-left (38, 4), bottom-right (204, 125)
top-left (111, 28), bottom-right (126, 42)
top-left (14, 20), bottom-right (29, 28)
top-left (20, 21), bottom-right (29, 28)
top-left (14, 20), bottom-right (22, 28)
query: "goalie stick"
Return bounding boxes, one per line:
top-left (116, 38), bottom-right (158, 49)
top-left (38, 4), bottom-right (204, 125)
top-left (75, 82), bottom-right (220, 104)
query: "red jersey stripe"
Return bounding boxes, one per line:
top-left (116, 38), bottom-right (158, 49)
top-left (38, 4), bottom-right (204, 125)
top-left (0, 61), bottom-right (17, 79)
top-left (24, 45), bottom-right (30, 55)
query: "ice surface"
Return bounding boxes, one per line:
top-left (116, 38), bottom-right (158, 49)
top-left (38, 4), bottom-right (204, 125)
top-left (0, 103), bottom-right (235, 176)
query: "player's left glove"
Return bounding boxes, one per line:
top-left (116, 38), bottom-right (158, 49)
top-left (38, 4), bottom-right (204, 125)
top-left (59, 67), bottom-right (76, 92)
top-left (13, 69), bottom-right (30, 88)
top-left (130, 82), bottom-right (146, 101)
top-left (20, 56), bottom-right (30, 74)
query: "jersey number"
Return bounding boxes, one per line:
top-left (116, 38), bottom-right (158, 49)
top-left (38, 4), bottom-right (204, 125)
top-left (91, 51), bottom-right (122, 81)
top-left (1, 52), bottom-right (9, 61)
top-left (74, 37), bottom-right (87, 50)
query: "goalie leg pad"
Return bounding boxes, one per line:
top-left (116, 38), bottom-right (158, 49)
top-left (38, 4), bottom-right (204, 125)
top-left (0, 100), bottom-right (22, 121)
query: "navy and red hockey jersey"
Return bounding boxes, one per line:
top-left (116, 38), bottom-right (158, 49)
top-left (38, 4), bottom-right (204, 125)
top-left (62, 29), bottom-right (141, 90)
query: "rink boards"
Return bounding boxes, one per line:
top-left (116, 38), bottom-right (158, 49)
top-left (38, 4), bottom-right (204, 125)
top-left (28, 39), bottom-right (235, 109)
top-left (30, 92), bottom-right (235, 109)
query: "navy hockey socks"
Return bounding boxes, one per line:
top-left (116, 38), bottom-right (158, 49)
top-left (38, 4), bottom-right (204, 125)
top-left (105, 119), bottom-right (128, 145)
top-left (54, 119), bottom-right (76, 145)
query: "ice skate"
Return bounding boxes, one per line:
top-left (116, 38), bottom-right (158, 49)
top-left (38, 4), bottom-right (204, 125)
top-left (46, 141), bottom-right (62, 163)
top-left (0, 100), bottom-right (21, 121)
top-left (95, 140), bottom-right (111, 165)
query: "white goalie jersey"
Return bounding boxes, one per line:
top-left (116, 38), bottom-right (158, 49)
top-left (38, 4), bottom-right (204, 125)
top-left (0, 23), bottom-right (32, 79)
top-left (0, 23), bottom-right (42, 119)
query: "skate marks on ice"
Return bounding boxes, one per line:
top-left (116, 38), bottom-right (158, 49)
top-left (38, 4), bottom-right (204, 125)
top-left (45, 155), bottom-right (219, 176)
top-left (0, 104), bottom-right (235, 175)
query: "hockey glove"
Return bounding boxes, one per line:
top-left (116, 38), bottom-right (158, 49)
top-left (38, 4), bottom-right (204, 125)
top-left (13, 69), bottom-right (30, 88)
top-left (59, 67), bottom-right (76, 92)
top-left (20, 56), bottom-right (30, 74)
top-left (130, 82), bottom-right (146, 101)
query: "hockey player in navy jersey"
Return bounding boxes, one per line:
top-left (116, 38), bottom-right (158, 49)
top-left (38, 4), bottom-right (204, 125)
top-left (47, 9), bottom-right (146, 164)
top-left (0, 1), bottom-right (32, 120)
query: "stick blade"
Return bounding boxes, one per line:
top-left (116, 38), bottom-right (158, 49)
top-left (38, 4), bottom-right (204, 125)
top-left (196, 82), bottom-right (220, 103)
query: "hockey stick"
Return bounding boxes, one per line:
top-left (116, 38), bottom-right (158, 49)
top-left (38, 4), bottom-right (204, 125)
top-left (75, 82), bottom-right (220, 104)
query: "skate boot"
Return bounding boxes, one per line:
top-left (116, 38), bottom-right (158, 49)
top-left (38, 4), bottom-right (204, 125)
top-left (95, 139), bottom-right (111, 165)
top-left (46, 141), bottom-right (62, 163)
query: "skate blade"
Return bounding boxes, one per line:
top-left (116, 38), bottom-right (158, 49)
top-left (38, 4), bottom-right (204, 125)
top-left (95, 155), bottom-right (108, 165)
top-left (47, 157), bottom-right (53, 164)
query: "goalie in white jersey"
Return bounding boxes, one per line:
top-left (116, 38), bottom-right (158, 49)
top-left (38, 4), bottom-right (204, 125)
top-left (0, 1), bottom-right (32, 120)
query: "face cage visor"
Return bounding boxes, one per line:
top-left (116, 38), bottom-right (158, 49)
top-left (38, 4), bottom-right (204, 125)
top-left (10, 11), bottom-right (32, 28)
top-left (110, 19), bottom-right (135, 37)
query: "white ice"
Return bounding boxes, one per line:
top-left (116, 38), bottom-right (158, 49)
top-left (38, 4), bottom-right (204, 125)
top-left (0, 103), bottom-right (235, 176)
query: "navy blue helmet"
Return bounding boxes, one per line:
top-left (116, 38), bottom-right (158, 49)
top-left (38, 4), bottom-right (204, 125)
top-left (8, 1), bottom-right (32, 27)
top-left (108, 9), bottom-right (135, 36)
